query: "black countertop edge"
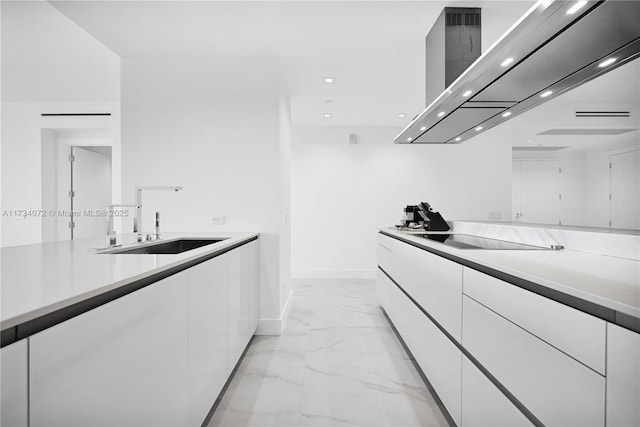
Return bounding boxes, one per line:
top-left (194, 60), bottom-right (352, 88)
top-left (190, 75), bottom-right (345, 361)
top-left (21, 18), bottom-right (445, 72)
top-left (380, 231), bottom-right (639, 335)
top-left (0, 236), bottom-right (258, 349)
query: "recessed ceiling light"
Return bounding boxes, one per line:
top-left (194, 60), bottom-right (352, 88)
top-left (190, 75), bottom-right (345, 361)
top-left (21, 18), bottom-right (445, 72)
top-left (324, 100), bottom-right (333, 103)
top-left (475, 126), bottom-right (483, 131)
top-left (501, 57), bottom-right (514, 67)
top-left (324, 77), bottom-right (335, 84)
top-left (323, 113), bottom-right (332, 118)
top-left (438, 111), bottom-right (446, 117)
top-left (455, 137), bottom-right (462, 142)
top-left (420, 126), bottom-right (427, 131)
top-left (502, 111), bottom-right (512, 117)
top-left (406, 137), bottom-right (413, 142)
top-left (566, 0), bottom-right (587, 15)
top-left (540, 90), bottom-right (553, 98)
top-left (598, 58), bottom-right (617, 68)
top-left (398, 113), bottom-right (407, 118)
top-left (463, 90), bottom-right (473, 97)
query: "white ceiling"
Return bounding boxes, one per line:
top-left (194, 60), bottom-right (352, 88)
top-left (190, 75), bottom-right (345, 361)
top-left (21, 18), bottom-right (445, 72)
top-left (48, 0), bottom-right (533, 128)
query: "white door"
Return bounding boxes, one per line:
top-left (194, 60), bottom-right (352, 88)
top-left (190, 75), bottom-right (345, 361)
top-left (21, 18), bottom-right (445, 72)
top-left (610, 150), bottom-right (640, 230)
top-left (512, 161), bottom-right (523, 221)
top-left (512, 160), bottom-right (561, 225)
top-left (51, 145), bottom-right (111, 241)
top-left (71, 146), bottom-right (112, 239)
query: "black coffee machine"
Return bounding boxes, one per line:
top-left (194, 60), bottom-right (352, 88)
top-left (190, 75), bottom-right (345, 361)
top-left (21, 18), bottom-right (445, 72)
top-left (399, 202), bottom-right (450, 231)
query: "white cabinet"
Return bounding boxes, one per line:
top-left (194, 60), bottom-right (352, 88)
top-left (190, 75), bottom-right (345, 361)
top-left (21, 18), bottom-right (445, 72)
top-left (388, 277), bottom-right (462, 425)
top-left (461, 356), bottom-right (532, 427)
top-left (463, 267), bottom-right (606, 374)
top-left (378, 234), bottom-right (462, 424)
top-left (11, 240), bottom-right (259, 427)
top-left (606, 323), bottom-right (640, 427)
top-left (393, 240), bottom-right (463, 341)
top-left (462, 295), bottom-right (605, 426)
top-left (376, 268), bottom-right (392, 312)
top-left (188, 256), bottom-right (228, 425)
top-left (1, 340), bottom-right (28, 427)
top-left (227, 240), bottom-right (259, 374)
top-left (377, 234), bottom-right (393, 311)
top-left (30, 272), bottom-right (190, 427)
top-left (377, 233), bottom-right (395, 276)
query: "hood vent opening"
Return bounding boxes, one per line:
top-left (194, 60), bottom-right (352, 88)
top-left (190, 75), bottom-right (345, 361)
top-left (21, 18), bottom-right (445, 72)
top-left (426, 7), bottom-right (482, 108)
top-left (446, 10), bottom-right (481, 27)
top-left (575, 111), bottom-right (631, 118)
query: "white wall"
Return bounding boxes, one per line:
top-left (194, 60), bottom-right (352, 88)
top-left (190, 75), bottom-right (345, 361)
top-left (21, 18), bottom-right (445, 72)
top-left (0, 1), bottom-right (119, 103)
top-left (41, 130), bottom-right (58, 242)
top-left (291, 125), bottom-right (512, 278)
top-left (278, 91), bottom-right (293, 313)
top-left (121, 57), bottom-right (288, 333)
top-left (0, 1), bottom-right (121, 247)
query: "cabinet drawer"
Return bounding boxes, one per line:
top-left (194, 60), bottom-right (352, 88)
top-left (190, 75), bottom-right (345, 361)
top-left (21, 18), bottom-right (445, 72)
top-left (463, 296), bottom-right (605, 426)
top-left (463, 267), bottom-right (606, 374)
top-left (1, 340), bottom-right (28, 427)
top-left (462, 356), bottom-right (532, 427)
top-left (606, 323), bottom-right (640, 427)
top-left (377, 234), bottom-right (395, 274)
top-left (376, 269), bottom-right (392, 311)
top-left (394, 241), bottom-right (462, 340)
top-left (30, 272), bottom-right (190, 426)
top-left (388, 280), bottom-right (461, 425)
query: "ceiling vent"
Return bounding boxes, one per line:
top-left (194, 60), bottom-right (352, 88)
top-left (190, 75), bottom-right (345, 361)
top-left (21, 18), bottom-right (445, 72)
top-left (41, 113), bottom-right (111, 117)
top-left (538, 128), bottom-right (637, 135)
top-left (396, 0), bottom-right (640, 144)
top-left (575, 111), bottom-right (631, 118)
top-left (513, 146), bottom-right (568, 151)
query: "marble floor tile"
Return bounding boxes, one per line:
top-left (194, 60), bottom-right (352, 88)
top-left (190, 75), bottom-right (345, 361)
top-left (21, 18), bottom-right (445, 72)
top-left (208, 279), bottom-right (447, 427)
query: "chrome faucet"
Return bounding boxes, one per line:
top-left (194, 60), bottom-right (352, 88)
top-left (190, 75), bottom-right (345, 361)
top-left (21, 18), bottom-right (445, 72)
top-left (154, 211), bottom-right (161, 239)
top-left (133, 186), bottom-right (182, 241)
top-left (106, 204), bottom-right (139, 247)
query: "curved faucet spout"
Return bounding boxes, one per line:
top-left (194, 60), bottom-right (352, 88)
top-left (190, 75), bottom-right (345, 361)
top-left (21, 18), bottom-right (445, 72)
top-left (133, 186), bottom-right (183, 237)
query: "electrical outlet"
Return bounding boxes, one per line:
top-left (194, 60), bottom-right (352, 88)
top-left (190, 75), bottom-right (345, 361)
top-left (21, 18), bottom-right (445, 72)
top-left (210, 215), bottom-right (226, 225)
top-left (488, 211), bottom-right (502, 220)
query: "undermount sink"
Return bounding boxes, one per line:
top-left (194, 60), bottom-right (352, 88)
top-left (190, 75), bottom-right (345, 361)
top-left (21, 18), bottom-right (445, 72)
top-left (100, 238), bottom-right (227, 255)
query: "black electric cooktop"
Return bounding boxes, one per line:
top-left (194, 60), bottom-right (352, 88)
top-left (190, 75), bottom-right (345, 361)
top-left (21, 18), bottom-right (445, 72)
top-left (415, 233), bottom-right (549, 250)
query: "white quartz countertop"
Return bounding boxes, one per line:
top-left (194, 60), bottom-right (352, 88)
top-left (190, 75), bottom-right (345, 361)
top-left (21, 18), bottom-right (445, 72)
top-left (1, 232), bottom-right (258, 331)
top-left (381, 228), bottom-right (640, 321)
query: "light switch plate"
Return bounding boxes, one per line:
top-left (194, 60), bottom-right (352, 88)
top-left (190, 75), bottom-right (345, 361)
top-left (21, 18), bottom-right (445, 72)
top-left (210, 215), bottom-right (226, 225)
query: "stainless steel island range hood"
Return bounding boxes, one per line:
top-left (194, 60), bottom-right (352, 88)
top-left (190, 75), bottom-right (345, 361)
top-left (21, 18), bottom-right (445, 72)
top-left (395, 0), bottom-right (640, 144)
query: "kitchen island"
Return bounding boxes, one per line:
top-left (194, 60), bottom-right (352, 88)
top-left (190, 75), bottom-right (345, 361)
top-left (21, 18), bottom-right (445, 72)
top-left (1, 232), bottom-right (259, 426)
top-left (378, 226), bottom-right (639, 427)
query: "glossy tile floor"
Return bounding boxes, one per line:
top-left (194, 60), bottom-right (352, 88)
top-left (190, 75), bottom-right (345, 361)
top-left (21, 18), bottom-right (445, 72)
top-left (208, 279), bottom-right (448, 427)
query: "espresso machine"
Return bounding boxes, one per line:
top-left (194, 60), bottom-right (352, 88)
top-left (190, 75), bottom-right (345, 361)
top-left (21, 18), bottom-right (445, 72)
top-left (398, 202), bottom-right (450, 231)
top-left (400, 205), bottom-right (424, 229)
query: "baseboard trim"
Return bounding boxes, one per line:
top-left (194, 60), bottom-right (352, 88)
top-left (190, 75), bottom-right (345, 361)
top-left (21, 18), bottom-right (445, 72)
top-left (256, 289), bottom-right (293, 335)
top-left (291, 270), bottom-right (376, 279)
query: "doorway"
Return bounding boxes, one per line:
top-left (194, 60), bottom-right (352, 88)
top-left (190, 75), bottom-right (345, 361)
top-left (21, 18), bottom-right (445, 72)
top-left (610, 149), bottom-right (640, 230)
top-left (41, 130), bottom-right (112, 241)
top-left (512, 159), bottom-right (561, 225)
